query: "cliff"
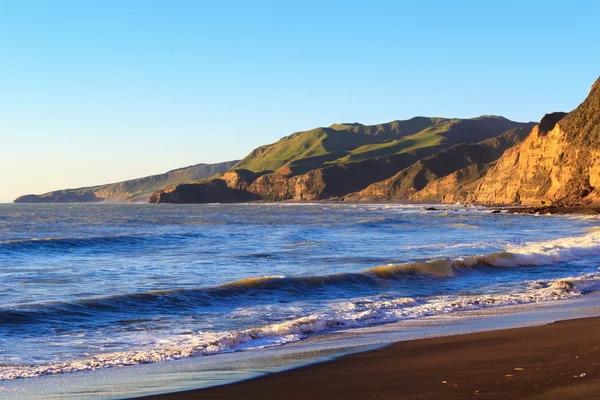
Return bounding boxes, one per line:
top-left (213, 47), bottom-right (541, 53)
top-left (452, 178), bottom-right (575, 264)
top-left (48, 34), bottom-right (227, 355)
top-left (150, 116), bottom-right (531, 203)
top-left (14, 160), bottom-right (238, 203)
top-left (148, 179), bottom-right (260, 204)
top-left (246, 147), bottom-right (439, 201)
top-left (453, 77), bottom-right (600, 206)
top-left (347, 126), bottom-right (532, 201)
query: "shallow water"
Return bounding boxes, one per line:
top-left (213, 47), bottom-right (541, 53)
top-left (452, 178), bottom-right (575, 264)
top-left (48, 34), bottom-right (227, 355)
top-left (1, 203), bottom-right (600, 381)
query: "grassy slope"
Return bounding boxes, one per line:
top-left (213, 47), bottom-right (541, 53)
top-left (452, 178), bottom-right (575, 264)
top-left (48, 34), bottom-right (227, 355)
top-left (233, 128), bottom-right (357, 173)
top-left (231, 116), bottom-right (525, 177)
top-left (232, 117), bottom-right (451, 175)
top-left (331, 121), bottom-right (458, 164)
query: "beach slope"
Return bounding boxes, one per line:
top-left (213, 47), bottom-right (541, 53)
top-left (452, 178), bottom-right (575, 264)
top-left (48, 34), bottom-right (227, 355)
top-left (139, 317), bottom-right (600, 400)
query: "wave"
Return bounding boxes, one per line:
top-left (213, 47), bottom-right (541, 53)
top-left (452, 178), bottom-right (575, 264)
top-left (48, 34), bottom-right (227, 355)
top-left (0, 232), bottom-right (203, 252)
top-left (2, 272), bottom-right (600, 380)
top-left (4, 232), bottom-right (600, 326)
top-left (356, 217), bottom-right (409, 227)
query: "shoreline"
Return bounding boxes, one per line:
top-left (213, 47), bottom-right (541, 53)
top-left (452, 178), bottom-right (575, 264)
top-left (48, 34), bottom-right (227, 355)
top-left (7, 201), bottom-right (600, 216)
top-left (4, 293), bottom-right (600, 399)
top-left (135, 316), bottom-right (600, 400)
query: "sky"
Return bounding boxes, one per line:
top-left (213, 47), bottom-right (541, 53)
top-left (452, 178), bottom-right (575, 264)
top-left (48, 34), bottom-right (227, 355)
top-left (1, 0), bottom-right (599, 202)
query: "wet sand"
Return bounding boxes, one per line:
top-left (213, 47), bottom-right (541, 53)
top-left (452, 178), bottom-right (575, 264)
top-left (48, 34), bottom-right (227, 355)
top-left (137, 317), bottom-right (600, 400)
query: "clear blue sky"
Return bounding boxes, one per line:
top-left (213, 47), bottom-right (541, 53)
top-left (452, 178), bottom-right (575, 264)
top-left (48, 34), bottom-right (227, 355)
top-left (1, 0), bottom-right (599, 202)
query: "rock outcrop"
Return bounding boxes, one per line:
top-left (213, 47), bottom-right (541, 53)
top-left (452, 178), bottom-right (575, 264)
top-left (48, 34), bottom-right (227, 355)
top-left (245, 148), bottom-right (439, 201)
top-left (347, 127), bottom-right (532, 201)
top-left (453, 77), bottom-right (600, 206)
top-left (148, 179), bottom-right (261, 204)
top-left (413, 164), bottom-right (490, 202)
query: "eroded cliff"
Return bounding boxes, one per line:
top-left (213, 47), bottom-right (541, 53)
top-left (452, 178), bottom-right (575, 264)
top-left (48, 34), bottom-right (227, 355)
top-left (150, 116), bottom-right (530, 203)
top-left (454, 78), bottom-right (600, 206)
top-left (347, 127), bottom-right (532, 201)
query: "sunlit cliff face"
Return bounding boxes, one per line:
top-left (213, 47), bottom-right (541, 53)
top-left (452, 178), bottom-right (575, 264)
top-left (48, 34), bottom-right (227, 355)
top-left (451, 78), bottom-right (600, 206)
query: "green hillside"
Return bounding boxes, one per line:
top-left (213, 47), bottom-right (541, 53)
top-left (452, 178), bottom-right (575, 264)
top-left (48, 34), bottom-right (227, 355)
top-left (233, 117), bottom-right (450, 174)
top-left (231, 116), bottom-right (525, 176)
top-left (332, 121), bottom-right (457, 164)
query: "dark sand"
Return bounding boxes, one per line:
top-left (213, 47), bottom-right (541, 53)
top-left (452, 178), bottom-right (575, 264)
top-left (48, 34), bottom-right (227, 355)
top-left (136, 317), bottom-right (600, 400)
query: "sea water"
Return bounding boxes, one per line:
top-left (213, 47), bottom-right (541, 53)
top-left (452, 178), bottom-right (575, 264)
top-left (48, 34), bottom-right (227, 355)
top-left (1, 203), bottom-right (600, 389)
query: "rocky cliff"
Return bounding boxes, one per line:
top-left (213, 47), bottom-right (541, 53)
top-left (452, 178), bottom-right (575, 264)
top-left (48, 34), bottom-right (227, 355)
top-left (150, 116), bottom-right (531, 203)
top-left (245, 147), bottom-right (440, 201)
top-left (148, 179), bottom-right (260, 204)
top-left (452, 77), bottom-right (600, 206)
top-left (347, 126), bottom-right (532, 201)
top-left (14, 160), bottom-right (238, 203)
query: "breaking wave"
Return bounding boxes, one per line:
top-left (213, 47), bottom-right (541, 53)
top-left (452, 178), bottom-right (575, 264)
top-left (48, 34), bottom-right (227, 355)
top-left (4, 232), bottom-right (600, 325)
top-left (2, 272), bottom-right (600, 380)
top-left (3, 231), bottom-right (600, 380)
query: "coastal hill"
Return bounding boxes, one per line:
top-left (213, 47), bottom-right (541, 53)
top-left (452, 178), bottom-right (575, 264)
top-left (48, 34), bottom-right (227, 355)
top-left (150, 117), bottom-right (533, 203)
top-left (14, 160), bottom-right (238, 203)
top-left (346, 126), bottom-right (532, 201)
top-left (443, 77), bottom-right (600, 206)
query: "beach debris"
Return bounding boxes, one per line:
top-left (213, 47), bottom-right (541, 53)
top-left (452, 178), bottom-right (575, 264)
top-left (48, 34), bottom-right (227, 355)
top-left (491, 210), bottom-right (502, 214)
top-left (575, 372), bottom-right (587, 378)
top-left (424, 207), bottom-right (439, 211)
top-left (441, 380), bottom-right (448, 384)
top-left (514, 367), bottom-right (526, 371)
top-left (505, 374), bottom-right (514, 378)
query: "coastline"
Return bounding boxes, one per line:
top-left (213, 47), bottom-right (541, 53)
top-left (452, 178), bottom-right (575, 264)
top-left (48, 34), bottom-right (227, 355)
top-left (136, 316), bottom-right (600, 400)
top-left (8, 200), bottom-right (600, 217)
top-left (4, 293), bottom-right (600, 399)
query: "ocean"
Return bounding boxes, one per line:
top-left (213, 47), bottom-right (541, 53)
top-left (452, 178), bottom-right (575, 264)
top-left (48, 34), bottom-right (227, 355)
top-left (2, 203), bottom-right (600, 397)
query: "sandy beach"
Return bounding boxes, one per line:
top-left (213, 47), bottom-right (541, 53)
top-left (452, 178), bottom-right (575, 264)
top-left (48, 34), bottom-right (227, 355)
top-left (137, 316), bottom-right (600, 400)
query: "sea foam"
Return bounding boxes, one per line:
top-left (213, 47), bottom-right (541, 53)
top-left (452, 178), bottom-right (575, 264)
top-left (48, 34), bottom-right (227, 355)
top-left (3, 231), bottom-right (600, 380)
top-left (2, 270), bottom-right (599, 380)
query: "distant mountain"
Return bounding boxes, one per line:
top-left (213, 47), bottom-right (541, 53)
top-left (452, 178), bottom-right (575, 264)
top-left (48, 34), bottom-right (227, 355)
top-left (445, 77), bottom-right (600, 206)
top-left (150, 116), bottom-right (532, 203)
top-left (14, 160), bottom-right (239, 203)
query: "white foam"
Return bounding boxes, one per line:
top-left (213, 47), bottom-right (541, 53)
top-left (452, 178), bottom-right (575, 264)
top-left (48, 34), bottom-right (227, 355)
top-left (3, 270), bottom-right (600, 381)
top-left (505, 232), bottom-right (600, 265)
top-left (4, 231), bottom-right (600, 381)
top-left (374, 231), bottom-right (600, 277)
